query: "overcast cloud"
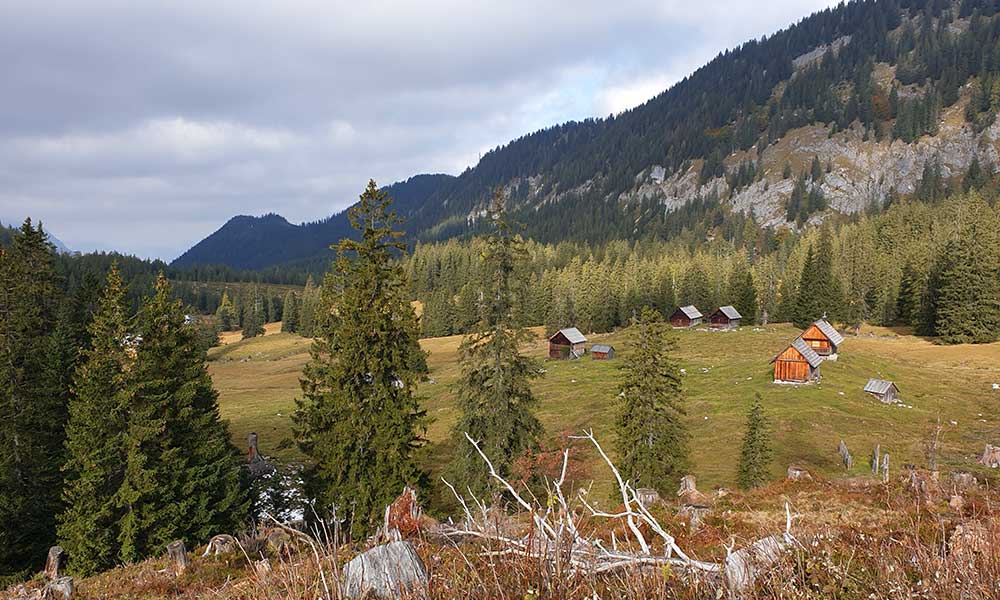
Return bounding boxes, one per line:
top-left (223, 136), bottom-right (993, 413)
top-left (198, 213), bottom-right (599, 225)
top-left (0, 0), bottom-right (835, 260)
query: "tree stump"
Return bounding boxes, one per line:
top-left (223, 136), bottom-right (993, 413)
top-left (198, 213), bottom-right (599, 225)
top-left (978, 444), bottom-right (1000, 468)
top-left (342, 540), bottom-right (428, 599)
top-left (45, 546), bottom-right (65, 581)
top-left (247, 432), bottom-right (275, 477)
top-left (951, 471), bottom-right (978, 490)
top-left (166, 540), bottom-right (190, 575)
top-left (676, 475), bottom-right (708, 504)
top-left (383, 486), bottom-right (422, 541)
top-left (42, 576), bottom-right (74, 600)
top-left (202, 534), bottom-right (239, 557)
top-left (635, 488), bottom-right (661, 509)
top-left (786, 466), bottom-right (812, 482)
top-left (265, 528), bottom-right (294, 556)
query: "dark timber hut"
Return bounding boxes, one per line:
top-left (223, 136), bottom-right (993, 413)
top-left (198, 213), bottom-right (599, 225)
top-left (800, 318), bottom-right (844, 357)
top-left (549, 327), bottom-right (587, 359)
top-left (591, 344), bottom-right (615, 360)
top-left (771, 338), bottom-right (823, 383)
top-left (669, 305), bottom-right (703, 328)
top-left (864, 379), bottom-right (900, 404)
top-left (708, 305), bottom-right (742, 330)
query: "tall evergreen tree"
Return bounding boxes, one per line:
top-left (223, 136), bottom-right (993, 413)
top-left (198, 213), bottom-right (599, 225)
top-left (0, 220), bottom-right (69, 580)
top-left (116, 275), bottom-right (247, 563)
top-left (729, 257), bottom-right (758, 324)
top-left (615, 309), bottom-right (688, 495)
top-left (933, 193), bottom-right (1000, 343)
top-left (58, 266), bottom-right (132, 575)
top-left (448, 191), bottom-right (543, 496)
top-left (242, 287), bottom-right (265, 339)
top-left (736, 393), bottom-right (773, 490)
top-left (678, 262), bottom-right (712, 311)
top-left (280, 291), bottom-right (299, 333)
top-left (215, 290), bottom-right (237, 331)
top-left (293, 180), bottom-right (426, 536)
top-left (298, 276), bottom-right (319, 337)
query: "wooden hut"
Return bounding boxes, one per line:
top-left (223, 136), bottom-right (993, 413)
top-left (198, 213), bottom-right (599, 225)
top-left (864, 379), bottom-right (900, 404)
top-left (669, 305), bottom-right (703, 328)
top-left (591, 344), bottom-right (615, 360)
top-left (708, 305), bottom-right (742, 330)
top-left (549, 327), bottom-right (587, 359)
top-left (771, 338), bottom-right (823, 383)
top-left (799, 318), bottom-right (844, 357)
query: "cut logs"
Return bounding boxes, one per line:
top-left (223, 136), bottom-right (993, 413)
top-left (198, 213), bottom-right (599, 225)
top-left (45, 546), bottom-right (65, 581)
top-left (978, 444), bottom-right (1000, 468)
top-left (166, 540), bottom-right (190, 575)
top-left (342, 540), bottom-right (428, 599)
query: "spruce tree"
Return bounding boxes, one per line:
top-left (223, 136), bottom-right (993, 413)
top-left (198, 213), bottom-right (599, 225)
top-left (615, 309), bottom-right (688, 495)
top-left (729, 257), bottom-right (758, 324)
top-left (281, 291), bottom-right (299, 332)
top-left (58, 265), bottom-right (131, 575)
top-left (116, 275), bottom-right (247, 563)
top-left (293, 180), bottom-right (426, 536)
top-left (298, 276), bottom-right (318, 337)
top-left (242, 286), bottom-right (265, 339)
top-left (0, 220), bottom-right (69, 579)
top-left (679, 262), bottom-right (712, 311)
top-left (448, 191), bottom-right (543, 496)
top-left (215, 290), bottom-right (237, 331)
top-left (736, 393), bottom-right (773, 490)
top-left (934, 193), bottom-right (1000, 344)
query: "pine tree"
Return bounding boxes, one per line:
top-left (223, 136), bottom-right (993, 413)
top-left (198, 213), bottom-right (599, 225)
top-left (615, 309), bottom-right (688, 495)
top-left (793, 245), bottom-right (822, 328)
top-left (729, 257), bottom-right (758, 324)
top-left (934, 193), bottom-right (1000, 344)
top-left (215, 290), bottom-right (238, 331)
top-left (293, 180), bottom-right (426, 536)
top-left (736, 393), bottom-right (773, 490)
top-left (116, 275), bottom-right (247, 563)
top-left (242, 287), bottom-right (265, 339)
top-left (281, 291), bottom-right (299, 332)
top-left (679, 262), bottom-right (712, 311)
top-left (298, 276), bottom-right (318, 337)
top-left (448, 190), bottom-right (543, 496)
top-left (810, 155), bottom-right (823, 181)
top-left (0, 219), bottom-right (70, 579)
top-left (58, 265), bottom-right (132, 575)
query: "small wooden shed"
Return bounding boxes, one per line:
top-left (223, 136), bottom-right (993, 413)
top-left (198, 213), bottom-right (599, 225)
top-left (591, 344), bottom-right (615, 360)
top-left (669, 305), bottom-right (703, 328)
top-left (549, 327), bottom-right (587, 359)
top-left (771, 337), bottom-right (823, 383)
top-left (864, 379), bottom-right (900, 404)
top-left (708, 305), bottom-right (742, 330)
top-left (800, 318), bottom-right (844, 357)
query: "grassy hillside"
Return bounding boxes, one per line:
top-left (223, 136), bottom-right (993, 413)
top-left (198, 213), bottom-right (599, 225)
top-left (208, 323), bottom-right (1000, 502)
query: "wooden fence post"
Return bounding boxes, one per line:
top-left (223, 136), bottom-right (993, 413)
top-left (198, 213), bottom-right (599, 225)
top-left (167, 540), bottom-right (190, 575)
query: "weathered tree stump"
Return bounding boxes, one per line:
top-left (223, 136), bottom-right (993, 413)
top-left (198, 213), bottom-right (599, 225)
top-left (951, 471), bottom-right (978, 490)
top-left (949, 494), bottom-right (965, 511)
top-left (42, 576), bottom-right (74, 600)
top-left (978, 444), bottom-right (1000, 468)
top-left (45, 546), bottom-right (65, 581)
top-left (871, 445), bottom-right (880, 474)
top-left (166, 540), bottom-right (190, 575)
top-left (724, 534), bottom-right (794, 597)
top-left (265, 528), bottom-right (294, 556)
top-left (246, 432), bottom-right (275, 477)
top-left (676, 475), bottom-right (708, 504)
top-left (786, 466), bottom-right (812, 482)
top-left (202, 534), bottom-right (239, 557)
top-left (838, 440), bottom-right (852, 469)
top-left (383, 486), bottom-right (422, 541)
top-left (343, 540), bottom-right (428, 599)
top-left (880, 453), bottom-right (889, 483)
top-left (635, 488), bottom-right (661, 508)
top-left (676, 504), bottom-right (710, 530)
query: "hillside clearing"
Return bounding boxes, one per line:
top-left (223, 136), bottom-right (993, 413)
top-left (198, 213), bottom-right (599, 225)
top-left (208, 324), bottom-right (1000, 502)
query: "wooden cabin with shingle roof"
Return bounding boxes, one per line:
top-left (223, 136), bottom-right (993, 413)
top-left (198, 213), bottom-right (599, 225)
top-left (669, 305), bottom-right (703, 328)
top-left (549, 327), bottom-right (587, 359)
top-left (771, 338), bottom-right (823, 383)
top-left (708, 305), bottom-right (742, 330)
top-left (800, 318), bottom-right (844, 357)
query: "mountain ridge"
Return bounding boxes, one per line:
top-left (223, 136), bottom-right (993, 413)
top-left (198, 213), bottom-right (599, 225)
top-left (174, 0), bottom-right (1000, 271)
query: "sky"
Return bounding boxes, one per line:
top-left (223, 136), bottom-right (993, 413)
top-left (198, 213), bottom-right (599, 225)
top-left (0, 1), bottom-right (837, 260)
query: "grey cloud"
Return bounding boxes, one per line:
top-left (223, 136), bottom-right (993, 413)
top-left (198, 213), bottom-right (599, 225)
top-left (0, 0), bottom-right (835, 259)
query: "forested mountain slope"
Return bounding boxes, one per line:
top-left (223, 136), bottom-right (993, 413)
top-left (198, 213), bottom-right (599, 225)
top-left (175, 0), bottom-right (1000, 270)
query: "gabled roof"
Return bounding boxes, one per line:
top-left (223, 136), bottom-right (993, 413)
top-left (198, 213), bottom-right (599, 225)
top-left (675, 305), bottom-right (703, 319)
top-left (551, 327), bottom-right (587, 344)
top-left (771, 337), bottom-right (823, 368)
top-left (591, 344), bottom-right (614, 353)
top-left (812, 319), bottom-right (844, 346)
top-left (715, 305), bottom-right (742, 320)
top-left (864, 378), bottom-right (897, 394)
